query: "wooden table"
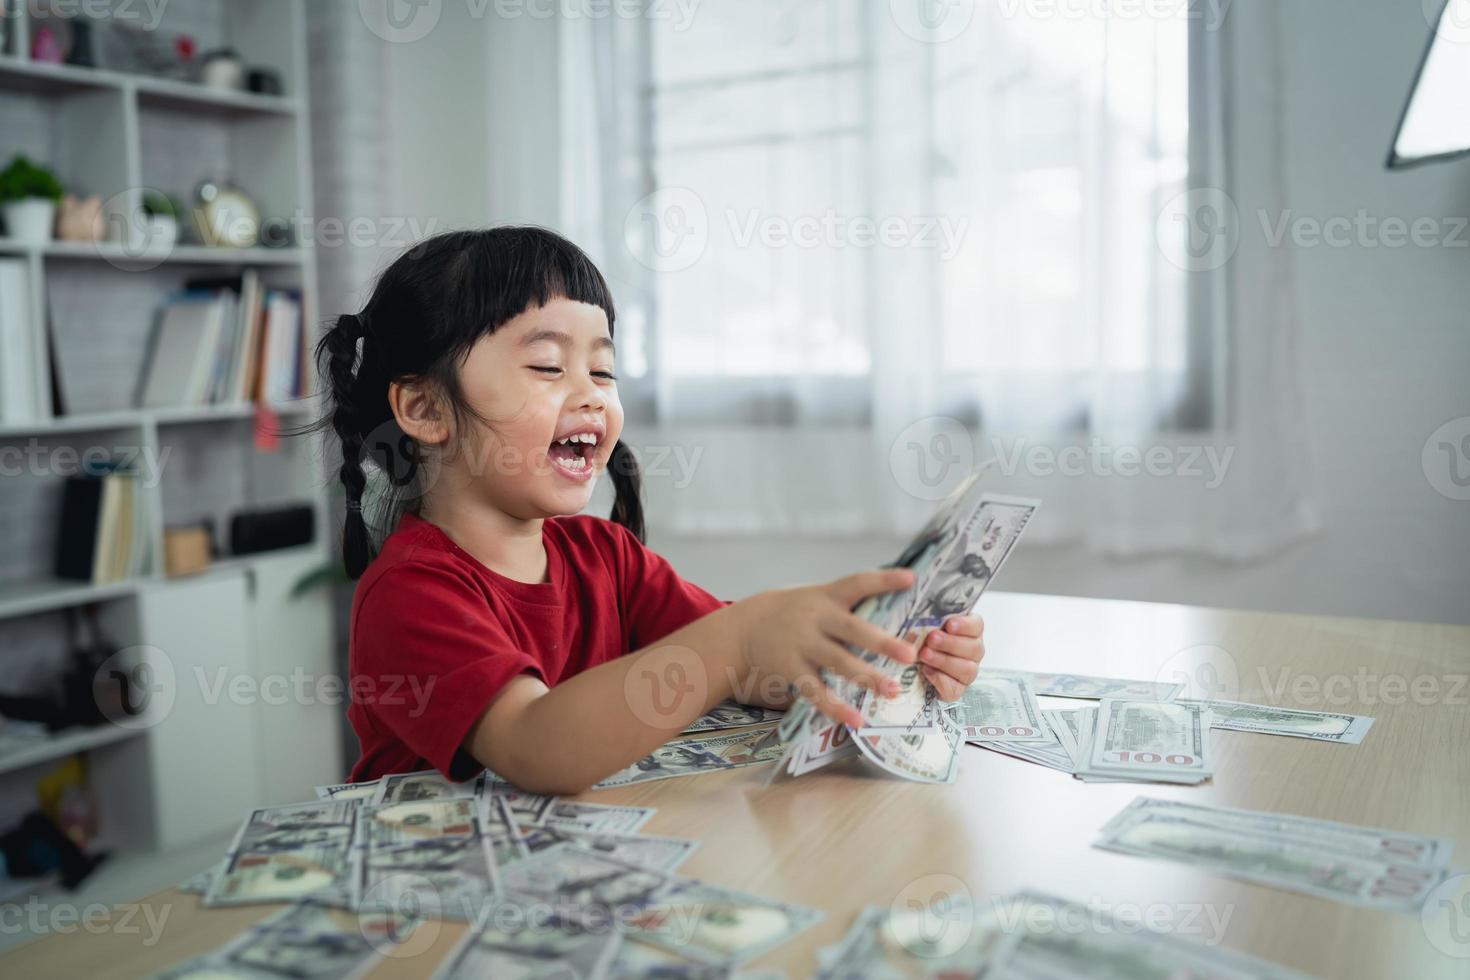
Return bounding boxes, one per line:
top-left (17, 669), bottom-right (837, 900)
top-left (5, 591), bottom-right (1468, 978)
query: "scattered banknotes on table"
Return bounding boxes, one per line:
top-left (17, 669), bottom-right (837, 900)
top-left (1094, 796), bottom-right (1453, 914)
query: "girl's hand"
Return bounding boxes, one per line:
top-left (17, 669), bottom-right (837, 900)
top-left (734, 569), bottom-right (920, 729)
top-left (913, 614), bottom-right (985, 702)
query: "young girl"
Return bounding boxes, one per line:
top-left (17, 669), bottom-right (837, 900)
top-left (316, 227), bottom-right (985, 795)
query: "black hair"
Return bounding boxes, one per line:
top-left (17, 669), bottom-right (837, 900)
top-left (307, 226), bottom-right (643, 579)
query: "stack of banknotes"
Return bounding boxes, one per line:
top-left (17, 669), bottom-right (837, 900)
top-left (165, 700), bottom-right (829, 978)
top-left (813, 889), bottom-right (1315, 979)
top-left (774, 469), bottom-right (1042, 785)
top-left (952, 668), bottom-right (1375, 784)
top-left (1094, 797), bottom-right (1453, 915)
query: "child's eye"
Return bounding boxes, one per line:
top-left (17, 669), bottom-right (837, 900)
top-left (593, 371), bottom-right (618, 382)
top-left (529, 366), bottom-right (563, 375)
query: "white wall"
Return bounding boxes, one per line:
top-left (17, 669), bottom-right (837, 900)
top-left (377, 1), bottom-right (1470, 626)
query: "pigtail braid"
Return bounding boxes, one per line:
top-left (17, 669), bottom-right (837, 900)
top-left (607, 440), bottom-right (646, 544)
top-left (318, 313), bottom-right (374, 578)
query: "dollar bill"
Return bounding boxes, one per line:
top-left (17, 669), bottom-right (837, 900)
top-left (814, 897), bottom-right (1015, 979)
top-left (431, 901), bottom-right (623, 980)
top-left (544, 801), bottom-right (658, 835)
top-left (625, 878), bottom-right (824, 967)
top-left (1047, 706), bottom-right (1091, 767)
top-left (314, 780), bottom-right (382, 802)
top-left (373, 770), bottom-right (474, 804)
top-left (850, 493), bottom-right (1039, 734)
top-left (787, 717), bottom-right (862, 777)
top-left (480, 794), bottom-right (529, 867)
top-left (976, 891), bottom-right (1314, 979)
top-left (1010, 670), bottom-right (1183, 702)
top-left (682, 699), bottom-right (785, 733)
top-left (1178, 698), bottom-right (1374, 744)
top-left (956, 671), bottom-right (1054, 744)
top-left (177, 859), bottom-right (225, 895)
top-left (609, 938), bottom-right (731, 979)
top-left (974, 738), bottom-right (1076, 775)
top-left (151, 900), bottom-right (414, 980)
top-left (853, 714), bottom-right (962, 784)
top-left (516, 825), bottom-right (700, 873)
top-left (1101, 797), bottom-right (1454, 870)
top-left (203, 800), bottom-right (358, 908)
top-left (351, 798), bottom-right (499, 921)
top-left (500, 846), bottom-right (670, 911)
top-left (596, 724), bottom-right (785, 788)
top-left (1077, 698), bottom-right (1213, 784)
top-left (1094, 806), bottom-right (1445, 914)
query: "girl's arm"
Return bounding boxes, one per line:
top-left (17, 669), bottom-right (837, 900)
top-left (465, 570), bottom-right (920, 795)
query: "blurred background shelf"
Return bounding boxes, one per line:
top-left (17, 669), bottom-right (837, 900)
top-left (0, 725), bottom-right (144, 778)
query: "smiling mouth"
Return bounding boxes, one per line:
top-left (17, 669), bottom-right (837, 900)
top-left (547, 432), bottom-right (598, 476)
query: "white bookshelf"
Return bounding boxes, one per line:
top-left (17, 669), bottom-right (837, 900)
top-left (0, 0), bottom-right (341, 904)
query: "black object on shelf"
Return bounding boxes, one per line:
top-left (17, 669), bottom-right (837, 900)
top-left (0, 812), bottom-right (108, 890)
top-left (230, 504), bottom-right (314, 557)
top-left (247, 67), bottom-right (283, 96)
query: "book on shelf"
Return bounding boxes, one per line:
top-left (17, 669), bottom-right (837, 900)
top-left (54, 463), bottom-right (148, 585)
top-left (136, 273), bottom-right (304, 410)
top-left (0, 257), bottom-right (43, 424)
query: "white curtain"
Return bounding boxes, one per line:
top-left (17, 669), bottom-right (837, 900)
top-left (566, 1), bottom-right (1318, 560)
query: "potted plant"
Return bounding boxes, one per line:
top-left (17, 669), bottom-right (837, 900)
top-left (140, 190), bottom-right (181, 251)
top-left (0, 155), bottom-right (64, 244)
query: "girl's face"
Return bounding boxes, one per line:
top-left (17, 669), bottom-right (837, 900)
top-left (451, 298), bottom-right (623, 520)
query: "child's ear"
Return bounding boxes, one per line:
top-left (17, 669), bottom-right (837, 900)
top-left (388, 379), bottom-right (450, 446)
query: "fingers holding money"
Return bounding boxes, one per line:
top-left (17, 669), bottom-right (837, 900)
top-left (822, 610), bottom-right (918, 666)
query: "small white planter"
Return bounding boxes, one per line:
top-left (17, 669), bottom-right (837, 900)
top-left (1, 198), bottom-right (57, 244)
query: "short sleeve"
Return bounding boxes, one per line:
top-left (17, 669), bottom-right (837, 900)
top-left (351, 561), bottom-right (543, 780)
top-left (605, 523), bottom-right (727, 649)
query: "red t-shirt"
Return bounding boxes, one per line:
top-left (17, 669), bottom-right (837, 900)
top-left (346, 512), bottom-right (724, 783)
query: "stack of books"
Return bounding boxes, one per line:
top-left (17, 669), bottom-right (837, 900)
top-left (55, 464), bottom-right (149, 585)
top-left (137, 271), bottom-right (306, 409)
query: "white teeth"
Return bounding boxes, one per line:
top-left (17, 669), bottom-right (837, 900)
top-left (557, 432), bottom-right (599, 446)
